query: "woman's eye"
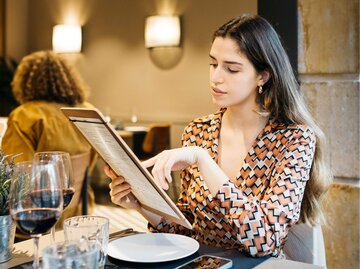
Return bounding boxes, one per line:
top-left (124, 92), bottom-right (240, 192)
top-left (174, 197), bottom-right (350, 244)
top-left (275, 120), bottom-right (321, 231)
top-left (227, 67), bottom-right (239, 73)
top-left (209, 63), bottom-right (217, 68)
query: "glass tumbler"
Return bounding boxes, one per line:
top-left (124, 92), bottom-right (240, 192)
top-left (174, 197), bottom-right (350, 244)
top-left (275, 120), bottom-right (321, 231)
top-left (42, 240), bottom-right (99, 269)
top-left (63, 216), bottom-right (109, 269)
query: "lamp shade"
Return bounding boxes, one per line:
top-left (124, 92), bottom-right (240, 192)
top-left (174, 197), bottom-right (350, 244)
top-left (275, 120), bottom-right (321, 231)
top-left (145, 16), bottom-right (180, 48)
top-left (52, 24), bottom-right (82, 53)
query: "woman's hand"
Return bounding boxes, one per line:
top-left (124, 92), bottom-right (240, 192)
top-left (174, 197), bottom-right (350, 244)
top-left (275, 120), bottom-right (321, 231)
top-left (142, 146), bottom-right (205, 190)
top-left (104, 165), bottom-right (140, 210)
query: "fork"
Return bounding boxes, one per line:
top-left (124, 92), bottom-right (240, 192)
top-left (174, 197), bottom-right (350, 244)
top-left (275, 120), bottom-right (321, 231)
top-left (108, 228), bottom-right (144, 241)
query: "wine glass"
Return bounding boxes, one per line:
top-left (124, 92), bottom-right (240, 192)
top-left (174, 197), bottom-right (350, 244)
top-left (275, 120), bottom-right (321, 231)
top-left (33, 151), bottom-right (74, 242)
top-left (9, 161), bottom-right (63, 269)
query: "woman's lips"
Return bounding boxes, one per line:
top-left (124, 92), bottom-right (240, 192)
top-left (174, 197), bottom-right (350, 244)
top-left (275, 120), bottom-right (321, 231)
top-left (211, 87), bottom-right (227, 96)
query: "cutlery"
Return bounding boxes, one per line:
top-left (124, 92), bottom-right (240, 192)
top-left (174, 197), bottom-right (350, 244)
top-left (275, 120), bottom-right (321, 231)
top-left (109, 228), bottom-right (144, 242)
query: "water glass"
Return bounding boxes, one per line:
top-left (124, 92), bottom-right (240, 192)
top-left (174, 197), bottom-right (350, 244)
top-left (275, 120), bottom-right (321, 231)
top-left (63, 216), bottom-right (109, 269)
top-left (42, 240), bottom-right (99, 269)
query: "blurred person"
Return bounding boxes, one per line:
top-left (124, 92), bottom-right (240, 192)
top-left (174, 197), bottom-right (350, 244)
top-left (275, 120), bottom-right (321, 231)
top-left (2, 50), bottom-right (96, 229)
top-left (105, 14), bottom-right (331, 258)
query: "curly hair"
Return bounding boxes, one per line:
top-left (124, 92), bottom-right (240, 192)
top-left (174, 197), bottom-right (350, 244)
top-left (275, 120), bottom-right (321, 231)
top-left (11, 50), bottom-right (89, 105)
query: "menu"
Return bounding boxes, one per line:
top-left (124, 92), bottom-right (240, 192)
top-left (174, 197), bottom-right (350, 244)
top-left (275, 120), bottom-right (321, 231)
top-left (61, 107), bottom-right (192, 229)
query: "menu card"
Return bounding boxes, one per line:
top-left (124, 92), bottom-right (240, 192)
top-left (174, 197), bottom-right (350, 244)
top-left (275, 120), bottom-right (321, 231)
top-left (61, 107), bottom-right (192, 230)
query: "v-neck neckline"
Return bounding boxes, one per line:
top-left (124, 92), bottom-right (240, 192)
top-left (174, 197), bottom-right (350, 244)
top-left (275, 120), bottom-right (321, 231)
top-left (211, 108), bottom-right (273, 181)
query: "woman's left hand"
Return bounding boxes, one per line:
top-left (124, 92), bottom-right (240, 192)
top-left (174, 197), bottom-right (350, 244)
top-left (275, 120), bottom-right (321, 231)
top-left (142, 146), bottom-right (205, 190)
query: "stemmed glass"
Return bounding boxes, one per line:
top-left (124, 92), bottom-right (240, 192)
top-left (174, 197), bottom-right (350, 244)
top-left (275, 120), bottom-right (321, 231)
top-left (9, 161), bottom-right (63, 269)
top-left (33, 151), bottom-right (74, 242)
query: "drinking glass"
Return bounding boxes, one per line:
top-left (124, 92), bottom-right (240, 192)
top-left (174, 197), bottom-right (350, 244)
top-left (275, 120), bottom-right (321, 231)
top-left (33, 151), bottom-right (74, 242)
top-left (42, 240), bottom-right (100, 269)
top-left (64, 216), bottom-right (109, 269)
top-left (9, 161), bottom-right (63, 269)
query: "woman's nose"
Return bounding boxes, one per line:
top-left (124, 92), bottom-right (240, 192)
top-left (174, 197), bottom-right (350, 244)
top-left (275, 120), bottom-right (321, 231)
top-left (210, 67), bottom-right (224, 84)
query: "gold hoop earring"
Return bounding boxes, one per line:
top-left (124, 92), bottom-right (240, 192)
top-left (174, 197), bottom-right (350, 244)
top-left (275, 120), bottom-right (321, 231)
top-left (258, 85), bottom-right (263, 94)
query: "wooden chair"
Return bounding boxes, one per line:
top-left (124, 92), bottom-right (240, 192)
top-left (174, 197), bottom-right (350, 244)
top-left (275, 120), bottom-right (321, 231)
top-left (70, 151), bottom-right (91, 214)
top-left (141, 124), bottom-right (171, 160)
top-left (284, 223), bottom-right (326, 267)
top-left (56, 151), bottom-right (91, 227)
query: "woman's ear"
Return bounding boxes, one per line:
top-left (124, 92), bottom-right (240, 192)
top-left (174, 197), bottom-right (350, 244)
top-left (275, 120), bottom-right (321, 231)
top-left (259, 70), bottom-right (270, 85)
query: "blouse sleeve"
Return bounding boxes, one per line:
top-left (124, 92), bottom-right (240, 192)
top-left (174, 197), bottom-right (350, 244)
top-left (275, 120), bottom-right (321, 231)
top-left (215, 127), bottom-right (316, 257)
top-left (1, 109), bottom-right (39, 162)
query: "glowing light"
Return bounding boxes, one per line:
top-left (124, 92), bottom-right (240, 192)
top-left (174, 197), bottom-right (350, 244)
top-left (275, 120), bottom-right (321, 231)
top-left (145, 16), bottom-right (181, 48)
top-left (52, 24), bottom-right (82, 53)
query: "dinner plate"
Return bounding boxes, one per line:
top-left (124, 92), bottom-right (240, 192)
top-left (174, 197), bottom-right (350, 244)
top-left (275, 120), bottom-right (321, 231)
top-left (107, 233), bottom-right (200, 263)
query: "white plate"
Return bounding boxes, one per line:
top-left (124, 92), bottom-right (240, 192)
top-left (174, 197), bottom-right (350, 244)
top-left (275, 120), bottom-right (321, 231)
top-left (107, 233), bottom-right (200, 263)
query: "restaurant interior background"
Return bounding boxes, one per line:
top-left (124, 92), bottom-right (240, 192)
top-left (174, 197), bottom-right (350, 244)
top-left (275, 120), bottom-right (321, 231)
top-left (1, 0), bottom-right (359, 268)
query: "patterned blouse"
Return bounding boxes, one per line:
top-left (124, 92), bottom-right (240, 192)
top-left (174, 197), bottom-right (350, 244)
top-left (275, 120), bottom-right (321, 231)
top-left (149, 108), bottom-right (316, 257)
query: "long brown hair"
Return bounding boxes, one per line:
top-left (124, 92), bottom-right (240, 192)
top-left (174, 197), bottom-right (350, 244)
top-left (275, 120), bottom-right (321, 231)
top-left (214, 14), bottom-right (332, 225)
top-left (12, 50), bottom-right (89, 105)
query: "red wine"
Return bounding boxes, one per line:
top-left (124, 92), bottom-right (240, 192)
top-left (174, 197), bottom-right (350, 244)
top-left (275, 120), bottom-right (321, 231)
top-left (63, 188), bottom-right (75, 208)
top-left (31, 189), bottom-right (62, 208)
top-left (12, 208), bottom-right (60, 235)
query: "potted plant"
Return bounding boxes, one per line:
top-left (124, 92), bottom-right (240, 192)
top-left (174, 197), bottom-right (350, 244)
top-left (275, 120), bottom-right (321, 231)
top-left (0, 149), bottom-right (16, 263)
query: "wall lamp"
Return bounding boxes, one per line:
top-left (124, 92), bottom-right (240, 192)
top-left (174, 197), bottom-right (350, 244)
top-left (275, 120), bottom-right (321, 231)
top-left (145, 15), bottom-right (181, 48)
top-left (52, 24), bottom-right (82, 53)
top-left (145, 15), bottom-right (182, 69)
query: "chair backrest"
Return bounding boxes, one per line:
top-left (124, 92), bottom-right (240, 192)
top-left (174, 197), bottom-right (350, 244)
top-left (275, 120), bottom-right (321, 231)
top-left (142, 124), bottom-right (171, 156)
top-left (284, 223), bottom-right (327, 267)
top-left (53, 151), bottom-right (92, 229)
top-left (69, 151), bottom-right (91, 213)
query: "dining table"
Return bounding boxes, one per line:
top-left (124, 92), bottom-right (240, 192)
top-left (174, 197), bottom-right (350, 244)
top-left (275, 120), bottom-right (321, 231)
top-left (2, 226), bottom-right (325, 269)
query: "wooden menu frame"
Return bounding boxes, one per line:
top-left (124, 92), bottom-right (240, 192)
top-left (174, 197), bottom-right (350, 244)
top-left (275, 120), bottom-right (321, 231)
top-left (61, 107), bottom-right (192, 230)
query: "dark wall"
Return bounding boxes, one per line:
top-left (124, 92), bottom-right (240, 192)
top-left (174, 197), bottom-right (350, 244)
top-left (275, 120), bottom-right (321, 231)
top-left (258, 0), bottom-right (298, 75)
top-left (0, 57), bottom-right (18, 116)
top-left (0, 0), bottom-right (18, 116)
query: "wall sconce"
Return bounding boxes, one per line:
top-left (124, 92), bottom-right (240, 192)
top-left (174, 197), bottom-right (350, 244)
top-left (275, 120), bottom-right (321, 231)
top-left (145, 15), bottom-right (182, 69)
top-left (52, 24), bottom-right (82, 53)
top-left (145, 15), bottom-right (181, 48)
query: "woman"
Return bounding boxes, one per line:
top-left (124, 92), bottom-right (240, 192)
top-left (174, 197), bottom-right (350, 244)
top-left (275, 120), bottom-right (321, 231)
top-left (2, 50), bottom-right (96, 227)
top-left (2, 50), bottom-right (93, 162)
top-left (105, 14), bottom-right (331, 257)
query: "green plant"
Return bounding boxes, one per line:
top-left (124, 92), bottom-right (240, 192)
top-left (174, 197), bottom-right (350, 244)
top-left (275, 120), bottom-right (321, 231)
top-left (0, 149), bottom-right (15, 216)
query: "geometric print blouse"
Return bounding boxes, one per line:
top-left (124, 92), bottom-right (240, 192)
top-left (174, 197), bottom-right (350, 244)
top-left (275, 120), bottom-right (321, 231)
top-left (149, 108), bottom-right (316, 257)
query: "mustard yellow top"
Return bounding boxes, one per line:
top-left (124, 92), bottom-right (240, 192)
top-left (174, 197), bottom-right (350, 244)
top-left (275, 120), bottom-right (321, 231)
top-left (2, 100), bottom-right (93, 162)
top-left (1, 101), bottom-right (97, 229)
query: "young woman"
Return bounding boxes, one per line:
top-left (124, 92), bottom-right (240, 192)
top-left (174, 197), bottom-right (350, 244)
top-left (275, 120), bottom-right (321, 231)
top-left (105, 14), bottom-right (331, 257)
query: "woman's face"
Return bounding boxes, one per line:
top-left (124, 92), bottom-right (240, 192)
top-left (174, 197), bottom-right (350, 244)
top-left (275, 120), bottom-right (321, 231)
top-left (209, 37), bottom-right (263, 110)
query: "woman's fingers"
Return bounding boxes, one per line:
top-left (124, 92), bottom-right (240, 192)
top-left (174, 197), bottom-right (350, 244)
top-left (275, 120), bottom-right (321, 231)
top-left (104, 165), bottom-right (117, 179)
top-left (142, 152), bottom-right (169, 189)
top-left (109, 178), bottom-right (130, 196)
top-left (149, 147), bottom-right (201, 190)
top-left (104, 166), bottom-right (142, 210)
top-left (106, 147), bottom-right (199, 194)
top-left (110, 188), bottom-right (132, 205)
top-left (151, 151), bottom-right (175, 190)
top-left (142, 156), bottom-right (157, 168)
